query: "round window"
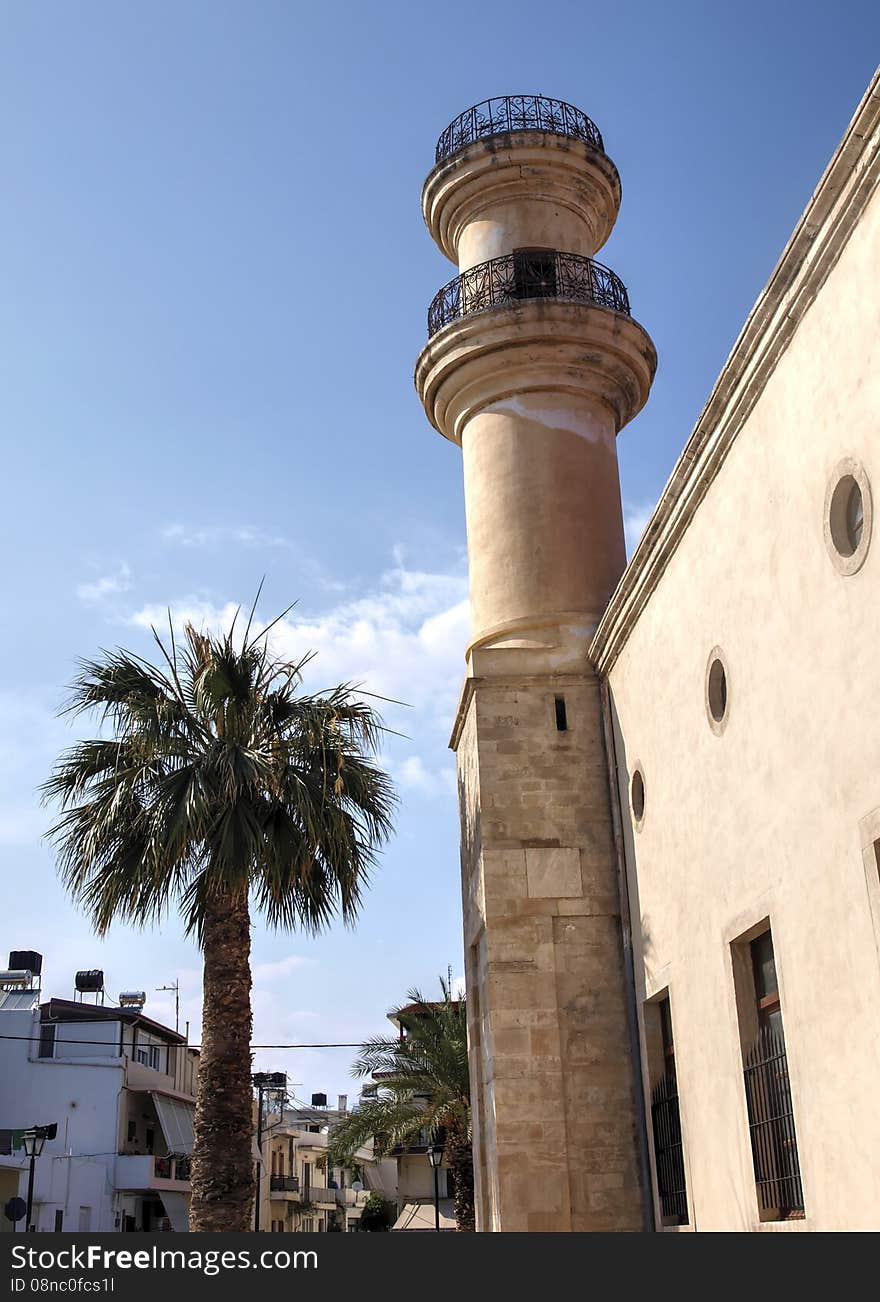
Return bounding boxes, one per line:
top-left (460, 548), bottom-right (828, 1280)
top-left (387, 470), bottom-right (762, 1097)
top-left (825, 460), bottom-right (872, 574)
top-left (829, 475), bottom-right (863, 556)
top-left (705, 647), bottom-right (730, 734)
top-left (631, 768), bottom-right (645, 825)
top-left (707, 658), bottom-right (727, 722)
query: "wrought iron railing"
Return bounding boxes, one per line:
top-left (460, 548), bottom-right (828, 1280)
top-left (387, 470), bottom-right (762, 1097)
top-left (650, 1069), bottom-right (688, 1223)
top-left (270, 1174), bottom-right (300, 1193)
top-left (743, 1027), bottom-right (804, 1218)
top-left (427, 249), bottom-right (630, 338)
top-left (435, 95), bottom-right (603, 163)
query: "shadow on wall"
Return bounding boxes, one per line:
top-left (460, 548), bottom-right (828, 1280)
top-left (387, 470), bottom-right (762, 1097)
top-left (606, 689), bottom-right (653, 976)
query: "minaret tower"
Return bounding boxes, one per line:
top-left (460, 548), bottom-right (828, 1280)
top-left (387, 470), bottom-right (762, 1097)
top-left (415, 96), bottom-right (656, 1232)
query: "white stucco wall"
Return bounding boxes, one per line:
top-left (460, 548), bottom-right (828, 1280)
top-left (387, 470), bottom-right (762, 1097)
top-left (605, 171), bottom-right (880, 1230)
top-left (0, 1008), bottom-right (123, 1230)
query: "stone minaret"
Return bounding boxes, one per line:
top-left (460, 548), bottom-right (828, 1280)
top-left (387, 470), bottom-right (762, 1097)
top-left (415, 96), bottom-right (657, 1232)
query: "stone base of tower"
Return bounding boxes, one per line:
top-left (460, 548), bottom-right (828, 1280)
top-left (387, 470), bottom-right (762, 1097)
top-left (453, 645), bottom-right (645, 1232)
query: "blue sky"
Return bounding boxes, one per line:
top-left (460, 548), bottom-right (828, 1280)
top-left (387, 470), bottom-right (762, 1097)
top-left (1, 2), bottom-right (878, 1101)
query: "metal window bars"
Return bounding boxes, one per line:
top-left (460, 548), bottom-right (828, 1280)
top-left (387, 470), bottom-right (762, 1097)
top-left (435, 95), bottom-right (604, 164)
top-left (427, 249), bottom-right (630, 338)
top-left (650, 1069), bottom-right (688, 1223)
top-left (743, 1026), bottom-right (804, 1218)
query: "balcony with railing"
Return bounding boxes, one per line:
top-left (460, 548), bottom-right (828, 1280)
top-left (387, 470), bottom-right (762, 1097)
top-left (426, 250), bottom-right (630, 339)
top-left (115, 1153), bottom-right (191, 1191)
top-left (435, 95), bottom-right (604, 164)
top-left (269, 1174), bottom-right (300, 1198)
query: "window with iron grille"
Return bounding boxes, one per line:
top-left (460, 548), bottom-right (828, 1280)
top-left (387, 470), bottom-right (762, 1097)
top-left (732, 925), bottom-right (804, 1221)
top-left (647, 995), bottom-right (688, 1225)
top-left (512, 248), bottom-right (557, 300)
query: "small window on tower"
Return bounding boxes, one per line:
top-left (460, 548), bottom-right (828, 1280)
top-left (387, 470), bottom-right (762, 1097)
top-left (513, 248), bottom-right (557, 300)
top-left (554, 696), bottom-right (568, 731)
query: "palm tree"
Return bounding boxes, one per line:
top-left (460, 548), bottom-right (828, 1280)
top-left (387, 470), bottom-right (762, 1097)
top-left (326, 979), bottom-right (474, 1231)
top-left (42, 605), bottom-right (395, 1232)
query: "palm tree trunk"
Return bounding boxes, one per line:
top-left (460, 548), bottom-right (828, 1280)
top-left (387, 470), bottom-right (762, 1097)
top-left (446, 1125), bottom-right (475, 1232)
top-left (189, 887), bottom-right (254, 1232)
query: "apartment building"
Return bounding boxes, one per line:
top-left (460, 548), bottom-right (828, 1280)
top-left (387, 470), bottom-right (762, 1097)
top-left (0, 951), bottom-right (198, 1232)
top-left (256, 1099), bottom-right (375, 1233)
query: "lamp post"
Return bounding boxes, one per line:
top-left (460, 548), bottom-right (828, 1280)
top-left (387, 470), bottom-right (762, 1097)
top-left (426, 1141), bottom-right (444, 1233)
top-left (252, 1073), bottom-right (287, 1232)
top-left (22, 1127), bottom-right (51, 1233)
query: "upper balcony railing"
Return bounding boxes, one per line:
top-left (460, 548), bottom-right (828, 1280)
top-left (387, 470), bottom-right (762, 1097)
top-left (269, 1174), bottom-right (300, 1194)
top-left (435, 95), bottom-right (604, 164)
top-left (427, 249), bottom-right (630, 338)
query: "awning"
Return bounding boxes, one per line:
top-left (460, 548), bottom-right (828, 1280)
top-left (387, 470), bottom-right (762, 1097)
top-left (151, 1094), bottom-right (195, 1156)
top-left (392, 1199), bottom-right (456, 1231)
top-left (160, 1192), bottom-right (190, 1233)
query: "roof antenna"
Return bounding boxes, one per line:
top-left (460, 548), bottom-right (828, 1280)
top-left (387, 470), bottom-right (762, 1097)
top-left (157, 980), bottom-right (180, 1033)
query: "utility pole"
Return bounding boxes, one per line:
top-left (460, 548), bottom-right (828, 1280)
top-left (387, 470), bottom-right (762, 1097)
top-left (252, 1073), bottom-right (287, 1232)
top-left (156, 981), bottom-right (179, 1033)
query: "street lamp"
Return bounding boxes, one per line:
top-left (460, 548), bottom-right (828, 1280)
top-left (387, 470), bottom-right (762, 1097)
top-left (22, 1126), bottom-right (53, 1233)
top-left (252, 1073), bottom-right (287, 1232)
top-left (426, 1141), bottom-right (444, 1233)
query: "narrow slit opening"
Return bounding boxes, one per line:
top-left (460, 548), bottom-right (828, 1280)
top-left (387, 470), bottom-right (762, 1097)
top-left (554, 695), bottom-right (568, 732)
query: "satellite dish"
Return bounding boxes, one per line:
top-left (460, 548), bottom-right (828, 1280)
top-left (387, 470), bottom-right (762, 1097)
top-left (4, 1197), bottom-right (26, 1223)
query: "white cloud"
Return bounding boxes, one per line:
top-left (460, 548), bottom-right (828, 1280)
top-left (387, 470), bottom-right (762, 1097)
top-left (252, 954), bottom-right (316, 983)
top-left (397, 755), bottom-right (456, 798)
top-left (161, 524), bottom-right (292, 550)
top-left (623, 501), bottom-right (655, 557)
top-left (76, 563), bottom-right (132, 603)
top-left (128, 553), bottom-right (471, 741)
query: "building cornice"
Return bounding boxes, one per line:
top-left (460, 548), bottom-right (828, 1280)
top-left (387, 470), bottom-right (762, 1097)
top-left (590, 67), bottom-right (880, 675)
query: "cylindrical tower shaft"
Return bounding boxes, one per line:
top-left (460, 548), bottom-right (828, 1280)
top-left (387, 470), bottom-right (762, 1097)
top-left (415, 95), bottom-right (657, 1233)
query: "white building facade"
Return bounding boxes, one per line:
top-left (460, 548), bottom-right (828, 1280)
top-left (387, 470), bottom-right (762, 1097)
top-left (0, 954), bottom-right (197, 1233)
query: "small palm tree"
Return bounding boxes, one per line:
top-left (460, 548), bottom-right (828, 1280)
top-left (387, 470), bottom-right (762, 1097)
top-left (42, 604), bottom-right (395, 1232)
top-left (327, 980), bottom-right (474, 1231)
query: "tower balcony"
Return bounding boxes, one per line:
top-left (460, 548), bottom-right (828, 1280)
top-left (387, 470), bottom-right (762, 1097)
top-left (435, 94), bottom-right (604, 164)
top-left (424, 96), bottom-right (620, 266)
top-left (426, 249), bottom-right (630, 339)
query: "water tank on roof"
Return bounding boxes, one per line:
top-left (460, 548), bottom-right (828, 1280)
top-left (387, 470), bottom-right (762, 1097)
top-left (118, 991), bottom-right (146, 1010)
top-left (9, 951), bottom-right (42, 975)
top-left (75, 970), bottom-right (104, 993)
top-left (311, 1092), bottom-right (327, 1108)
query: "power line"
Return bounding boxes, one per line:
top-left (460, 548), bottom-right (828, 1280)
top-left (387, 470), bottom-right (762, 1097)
top-left (0, 1031), bottom-right (366, 1050)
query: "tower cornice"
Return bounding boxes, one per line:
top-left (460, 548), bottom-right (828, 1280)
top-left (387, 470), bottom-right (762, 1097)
top-left (415, 298), bottom-right (656, 445)
top-left (422, 133), bottom-right (621, 267)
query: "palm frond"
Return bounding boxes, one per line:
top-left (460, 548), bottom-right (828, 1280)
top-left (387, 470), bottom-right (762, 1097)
top-left (42, 601), bottom-right (397, 944)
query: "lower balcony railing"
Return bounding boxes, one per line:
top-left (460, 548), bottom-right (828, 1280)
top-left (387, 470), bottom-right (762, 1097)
top-left (427, 250), bottom-right (630, 337)
top-left (152, 1155), bottom-right (191, 1182)
top-left (270, 1175), bottom-right (300, 1193)
top-left (115, 1153), bottom-right (191, 1190)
